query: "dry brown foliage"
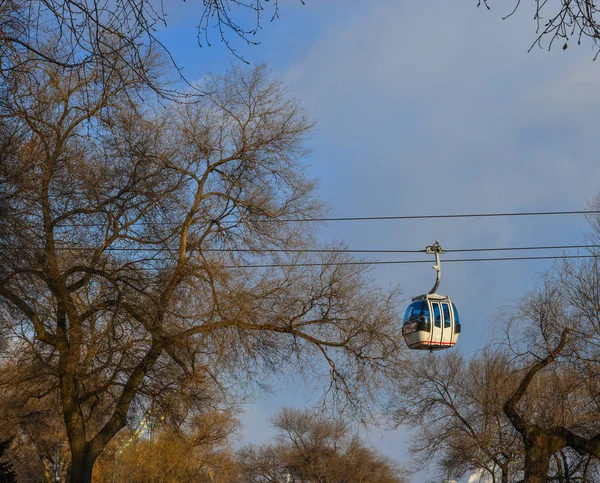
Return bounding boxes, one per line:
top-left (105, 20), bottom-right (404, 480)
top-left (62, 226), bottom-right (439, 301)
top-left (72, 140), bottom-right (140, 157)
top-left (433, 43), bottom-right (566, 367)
top-left (237, 407), bottom-right (409, 483)
top-left (0, 56), bottom-right (403, 481)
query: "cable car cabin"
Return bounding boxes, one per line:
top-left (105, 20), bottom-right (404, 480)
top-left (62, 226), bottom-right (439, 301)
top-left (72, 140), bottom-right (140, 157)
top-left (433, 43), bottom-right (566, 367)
top-left (402, 294), bottom-right (460, 350)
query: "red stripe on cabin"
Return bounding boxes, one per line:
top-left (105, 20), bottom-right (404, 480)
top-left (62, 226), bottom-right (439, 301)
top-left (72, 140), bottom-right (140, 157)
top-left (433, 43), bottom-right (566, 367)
top-left (408, 341), bottom-right (456, 348)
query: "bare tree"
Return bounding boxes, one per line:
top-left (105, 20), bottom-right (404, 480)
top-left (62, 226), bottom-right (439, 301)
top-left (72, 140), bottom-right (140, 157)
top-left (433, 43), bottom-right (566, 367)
top-left (481, 0), bottom-right (600, 56)
top-left (0, 357), bottom-right (68, 482)
top-left (0, 0), bottom-right (304, 98)
top-left (390, 350), bottom-right (522, 483)
top-left (92, 409), bottom-right (240, 482)
top-left (498, 271), bottom-right (600, 482)
top-left (237, 407), bottom-right (409, 483)
top-left (238, 444), bottom-right (284, 483)
top-left (0, 56), bottom-right (403, 482)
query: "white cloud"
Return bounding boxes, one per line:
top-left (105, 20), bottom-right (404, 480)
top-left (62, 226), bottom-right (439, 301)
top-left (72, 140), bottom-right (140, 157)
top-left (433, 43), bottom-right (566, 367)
top-left (281, 1), bottom-right (600, 261)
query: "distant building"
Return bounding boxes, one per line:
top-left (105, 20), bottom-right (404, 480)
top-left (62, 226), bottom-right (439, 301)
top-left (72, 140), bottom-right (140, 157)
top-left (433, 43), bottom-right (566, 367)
top-left (468, 469), bottom-right (494, 483)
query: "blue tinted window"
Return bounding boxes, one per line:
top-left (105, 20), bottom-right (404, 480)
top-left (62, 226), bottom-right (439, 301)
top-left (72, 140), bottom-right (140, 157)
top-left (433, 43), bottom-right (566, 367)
top-left (442, 303), bottom-right (451, 328)
top-left (432, 303), bottom-right (441, 328)
top-left (403, 301), bottom-right (430, 323)
top-left (422, 306), bottom-right (430, 320)
top-left (413, 301), bottom-right (429, 320)
top-left (452, 303), bottom-right (460, 324)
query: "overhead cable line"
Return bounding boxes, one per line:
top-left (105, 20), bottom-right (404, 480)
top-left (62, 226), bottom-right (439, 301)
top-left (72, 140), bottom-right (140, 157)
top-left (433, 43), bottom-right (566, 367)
top-left (39, 254), bottom-right (595, 271)
top-left (272, 209), bottom-right (600, 223)
top-left (226, 254), bottom-right (598, 269)
top-left (445, 244), bottom-right (600, 253)
top-left (3, 244), bottom-right (600, 253)
top-left (41, 209), bottom-right (600, 228)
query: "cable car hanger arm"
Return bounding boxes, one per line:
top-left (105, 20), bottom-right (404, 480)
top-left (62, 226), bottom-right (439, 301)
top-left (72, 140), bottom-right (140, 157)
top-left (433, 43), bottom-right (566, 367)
top-left (426, 241), bottom-right (444, 294)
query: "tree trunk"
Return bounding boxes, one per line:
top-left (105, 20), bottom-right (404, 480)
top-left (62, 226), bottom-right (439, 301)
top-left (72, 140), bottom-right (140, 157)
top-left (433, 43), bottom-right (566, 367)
top-left (523, 443), bottom-right (552, 483)
top-left (69, 450), bottom-right (96, 483)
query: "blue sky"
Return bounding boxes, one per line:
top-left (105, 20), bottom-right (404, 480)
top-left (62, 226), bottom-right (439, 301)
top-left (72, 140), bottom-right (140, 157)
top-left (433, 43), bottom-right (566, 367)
top-left (156, 1), bottom-right (600, 480)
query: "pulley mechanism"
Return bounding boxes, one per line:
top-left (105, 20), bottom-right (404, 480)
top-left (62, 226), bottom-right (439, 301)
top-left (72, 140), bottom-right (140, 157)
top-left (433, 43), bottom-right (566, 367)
top-left (425, 240), bottom-right (444, 294)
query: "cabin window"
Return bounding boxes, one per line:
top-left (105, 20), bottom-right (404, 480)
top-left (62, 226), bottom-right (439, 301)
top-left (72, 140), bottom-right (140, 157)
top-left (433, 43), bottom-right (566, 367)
top-left (452, 302), bottom-right (460, 325)
top-left (432, 303), bottom-right (441, 328)
top-left (404, 301), bottom-right (430, 322)
top-left (442, 303), bottom-right (451, 328)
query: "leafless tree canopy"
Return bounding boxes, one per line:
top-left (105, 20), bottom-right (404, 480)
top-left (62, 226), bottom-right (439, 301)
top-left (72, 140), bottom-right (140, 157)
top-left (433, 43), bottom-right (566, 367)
top-left (0, 53), bottom-right (403, 481)
top-left (391, 350), bottom-right (523, 483)
top-left (0, 0), bottom-right (301, 97)
top-left (482, 0), bottom-right (600, 54)
top-left (497, 276), bottom-right (600, 483)
top-left (0, 355), bottom-right (69, 482)
top-left (237, 407), bottom-right (409, 483)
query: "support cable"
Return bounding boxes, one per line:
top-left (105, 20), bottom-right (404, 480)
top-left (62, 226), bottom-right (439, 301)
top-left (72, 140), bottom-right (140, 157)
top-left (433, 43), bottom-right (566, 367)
top-left (36, 209), bottom-right (600, 228)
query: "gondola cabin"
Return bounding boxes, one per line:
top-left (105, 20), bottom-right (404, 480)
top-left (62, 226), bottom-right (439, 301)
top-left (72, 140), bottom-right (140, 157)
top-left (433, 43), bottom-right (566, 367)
top-left (402, 293), bottom-right (460, 350)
